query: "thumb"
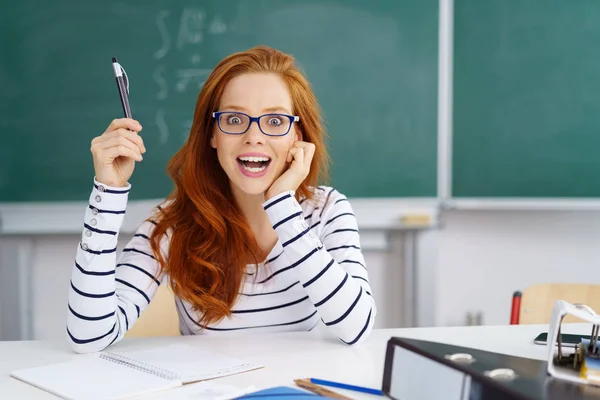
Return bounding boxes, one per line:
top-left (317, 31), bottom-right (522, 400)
top-left (287, 147), bottom-right (296, 163)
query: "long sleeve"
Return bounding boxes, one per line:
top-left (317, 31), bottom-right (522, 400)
top-left (66, 179), bottom-right (166, 353)
top-left (262, 188), bottom-right (376, 345)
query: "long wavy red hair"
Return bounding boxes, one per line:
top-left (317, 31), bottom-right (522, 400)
top-left (148, 46), bottom-right (329, 326)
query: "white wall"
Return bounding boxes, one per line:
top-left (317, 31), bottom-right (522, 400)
top-left (434, 210), bottom-right (600, 327)
top-left (3, 208), bottom-right (600, 341)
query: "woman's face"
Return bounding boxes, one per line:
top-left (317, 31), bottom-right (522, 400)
top-left (211, 72), bottom-right (302, 197)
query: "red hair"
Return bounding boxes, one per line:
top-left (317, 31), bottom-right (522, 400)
top-left (149, 46), bottom-right (329, 326)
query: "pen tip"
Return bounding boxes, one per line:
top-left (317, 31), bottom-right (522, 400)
top-left (112, 57), bottom-right (117, 63)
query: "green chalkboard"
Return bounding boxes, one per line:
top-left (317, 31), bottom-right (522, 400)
top-left (0, 0), bottom-right (439, 202)
top-left (453, 0), bottom-right (600, 198)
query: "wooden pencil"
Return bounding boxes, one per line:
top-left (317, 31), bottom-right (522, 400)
top-left (294, 378), bottom-right (354, 400)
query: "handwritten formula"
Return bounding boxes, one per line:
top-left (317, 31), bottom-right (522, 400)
top-left (152, 7), bottom-right (226, 144)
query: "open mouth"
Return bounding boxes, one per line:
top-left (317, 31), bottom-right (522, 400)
top-left (237, 156), bottom-right (272, 173)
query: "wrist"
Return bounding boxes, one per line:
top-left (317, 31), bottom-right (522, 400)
top-left (99, 181), bottom-right (128, 188)
top-left (264, 189), bottom-right (295, 203)
top-left (266, 188), bottom-right (294, 202)
top-left (93, 177), bottom-right (131, 191)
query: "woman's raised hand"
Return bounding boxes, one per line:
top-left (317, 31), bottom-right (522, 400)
top-left (90, 118), bottom-right (145, 187)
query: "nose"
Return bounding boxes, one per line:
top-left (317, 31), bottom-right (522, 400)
top-left (244, 120), bottom-right (264, 145)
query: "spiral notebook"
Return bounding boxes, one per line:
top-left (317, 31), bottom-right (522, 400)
top-left (10, 344), bottom-right (263, 400)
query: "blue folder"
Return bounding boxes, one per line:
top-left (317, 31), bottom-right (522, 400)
top-left (233, 385), bottom-right (323, 399)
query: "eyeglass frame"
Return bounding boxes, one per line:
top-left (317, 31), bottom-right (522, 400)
top-left (212, 111), bottom-right (300, 137)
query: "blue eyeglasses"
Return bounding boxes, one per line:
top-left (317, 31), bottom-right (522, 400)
top-left (212, 111), bottom-right (300, 136)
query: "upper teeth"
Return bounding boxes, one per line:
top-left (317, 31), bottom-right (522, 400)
top-left (238, 156), bottom-right (270, 162)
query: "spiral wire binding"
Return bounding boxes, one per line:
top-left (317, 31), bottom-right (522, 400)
top-left (100, 352), bottom-right (181, 381)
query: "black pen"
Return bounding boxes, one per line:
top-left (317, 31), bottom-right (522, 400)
top-left (112, 57), bottom-right (132, 118)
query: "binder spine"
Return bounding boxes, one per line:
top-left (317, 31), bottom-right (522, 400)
top-left (100, 352), bottom-right (180, 381)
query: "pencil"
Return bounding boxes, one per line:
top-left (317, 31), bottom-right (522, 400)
top-left (309, 378), bottom-right (384, 396)
top-left (294, 378), bottom-right (354, 400)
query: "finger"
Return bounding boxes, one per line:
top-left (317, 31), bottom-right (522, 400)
top-left (293, 141), bottom-right (315, 154)
top-left (97, 136), bottom-right (143, 159)
top-left (293, 142), bottom-right (315, 165)
top-left (112, 128), bottom-right (146, 153)
top-left (106, 118), bottom-right (142, 133)
top-left (97, 128), bottom-right (146, 153)
top-left (305, 143), bottom-right (316, 164)
top-left (104, 145), bottom-right (143, 162)
top-left (290, 147), bottom-right (304, 166)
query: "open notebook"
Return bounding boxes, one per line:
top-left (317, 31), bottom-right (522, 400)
top-left (10, 343), bottom-right (263, 400)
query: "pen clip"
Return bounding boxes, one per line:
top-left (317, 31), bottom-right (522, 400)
top-left (112, 59), bottom-right (130, 95)
top-left (120, 65), bottom-right (129, 95)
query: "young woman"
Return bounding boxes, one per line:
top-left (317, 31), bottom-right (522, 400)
top-left (67, 46), bottom-right (376, 353)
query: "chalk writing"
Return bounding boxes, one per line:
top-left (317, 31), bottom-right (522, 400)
top-left (191, 53), bottom-right (202, 64)
top-left (209, 16), bottom-right (227, 35)
top-left (156, 108), bottom-right (169, 144)
top-left (153, 65), bottom-right (168, 100)
top-left (175, 68), bottom-right (212, 93)
top-left (152, 7), bottom-right (227, 143)
top-left (177, 8), bottom-right (206, 49)
top-left (153, 10), bottom-right (171, 60)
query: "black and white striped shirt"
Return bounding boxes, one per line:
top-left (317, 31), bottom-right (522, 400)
top-left (67, 180), bottom-right (377, 353)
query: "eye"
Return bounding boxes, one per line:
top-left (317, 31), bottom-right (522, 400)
top-left (267, 116), bottom-right (283, 126)
top-left (227, 115), bottom-right (243, 125)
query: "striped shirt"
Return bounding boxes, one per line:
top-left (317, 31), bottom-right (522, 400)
top-left (67, 180), bottom-right (377, 353)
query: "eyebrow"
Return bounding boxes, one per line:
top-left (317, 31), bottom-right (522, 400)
top-left (220, 105), bottom-right (292, 114)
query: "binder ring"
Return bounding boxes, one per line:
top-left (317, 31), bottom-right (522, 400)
top-left (444, 353), bottom-right (475, 364)
top-left (484, 368), bottom-right (517, 380)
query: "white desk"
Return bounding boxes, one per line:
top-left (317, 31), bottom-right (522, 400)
top-left (0, 324), bottom-right (587, 399)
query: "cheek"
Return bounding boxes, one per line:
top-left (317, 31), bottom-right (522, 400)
top-left (212, 139), bottom-right (237, 172)
top-left (215, 147), bottom-right (227, 166)
top-left (212, 134), bottom-right (234, 158)
top-left (272, 140), bottom-right (294, 162)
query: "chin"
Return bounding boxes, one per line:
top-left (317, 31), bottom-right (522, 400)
top-left (231, 177), bottom-right (273, 197)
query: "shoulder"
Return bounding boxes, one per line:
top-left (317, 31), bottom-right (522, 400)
top-left (300, 186), bottom-right (359, 240)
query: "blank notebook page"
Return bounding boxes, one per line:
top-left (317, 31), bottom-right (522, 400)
top-left (10, 356), bottom-right (180, 400)
top-left (109, 344), bottom-right (263, 383)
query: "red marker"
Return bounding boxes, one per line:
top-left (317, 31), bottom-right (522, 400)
top-left (510, 291), bottom-right (522, 324)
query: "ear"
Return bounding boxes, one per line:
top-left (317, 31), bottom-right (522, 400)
top-left (210, 135), bottom-right (217, 149)
top-left (295, 126), bottom-right (303, 142)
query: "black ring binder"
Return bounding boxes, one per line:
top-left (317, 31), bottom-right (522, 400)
top-left (382, 337), bottom-right (600, 400)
